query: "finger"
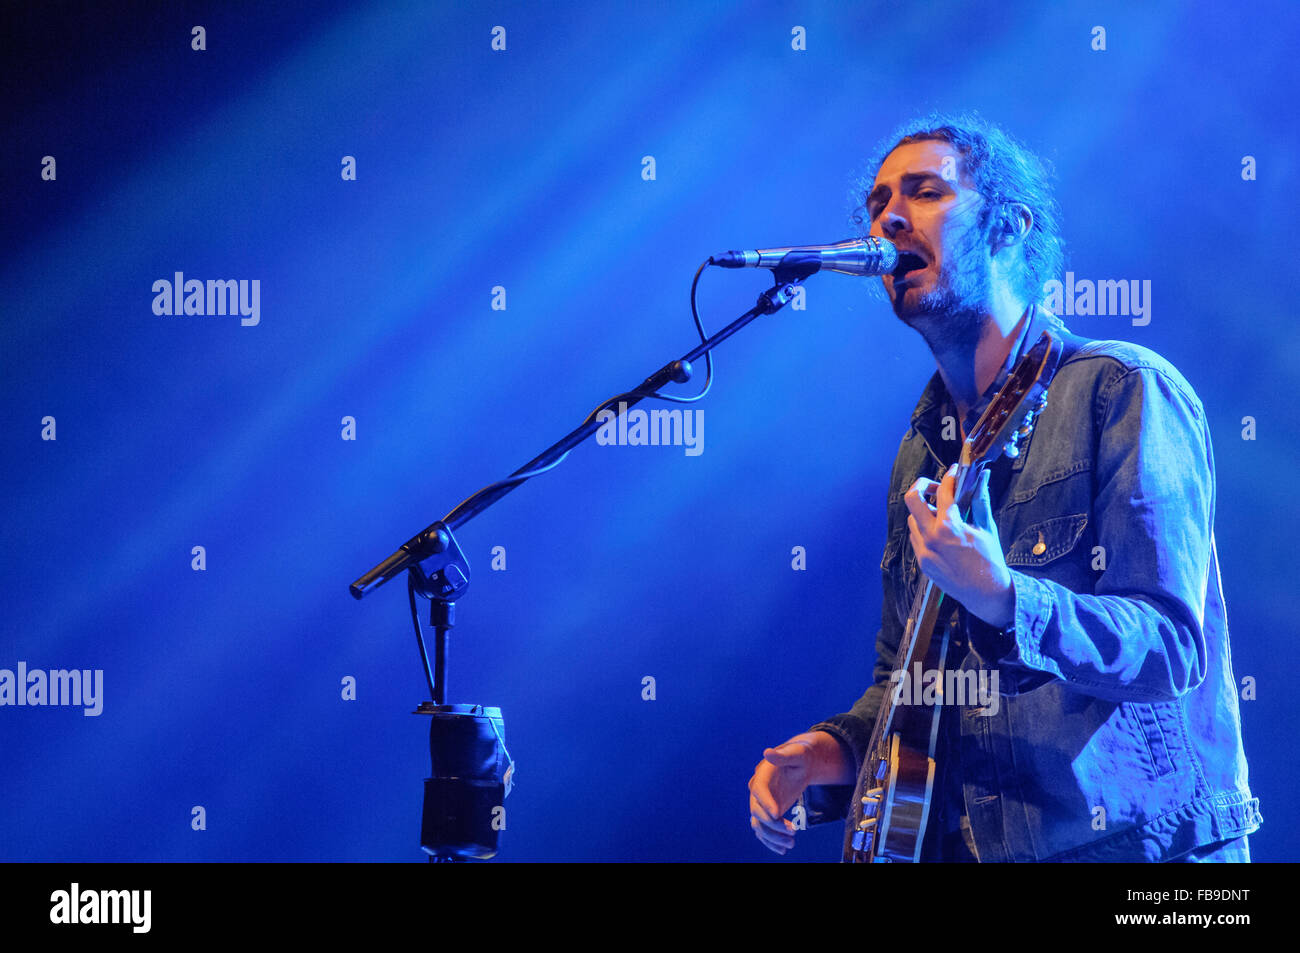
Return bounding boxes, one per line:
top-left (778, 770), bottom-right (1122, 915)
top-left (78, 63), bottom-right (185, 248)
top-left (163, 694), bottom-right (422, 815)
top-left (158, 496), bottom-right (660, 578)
top-left (934, 464), bottom-right (958, 521)
top-left (907, 514), bottom-right (922, 552)
top-left (750, 794), bottom-right (792, 835)
top-left (903, 479), bottom-right (938, 531)
top-left (754, 764), bottom-right (780, 816)
top-left (970, 468), bottom-right (994, 531)
top-left (908, 476), bottom-right (939, 502)
top-left (749, 794), bottom-right (795, 836)
top-left (753, 823), bottom-right (792, 854)
top-left (762, 741), bottom-right (809, 766)
top-left (751, 813), bottom-right (795, 853)
top-left (748, 781), bottom-right (782, 825)
top-left (907, 513), bottom-right (931, 557)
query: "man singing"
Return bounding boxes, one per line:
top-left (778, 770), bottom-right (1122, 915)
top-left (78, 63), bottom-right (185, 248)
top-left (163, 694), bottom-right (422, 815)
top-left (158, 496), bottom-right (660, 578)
top-left (748, 115), bottom-right (1260, 862)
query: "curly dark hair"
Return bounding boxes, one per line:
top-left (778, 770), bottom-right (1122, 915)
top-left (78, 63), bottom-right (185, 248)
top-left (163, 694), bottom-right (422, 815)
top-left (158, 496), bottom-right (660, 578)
top-left (851, 112), bottom-right (1065, 304)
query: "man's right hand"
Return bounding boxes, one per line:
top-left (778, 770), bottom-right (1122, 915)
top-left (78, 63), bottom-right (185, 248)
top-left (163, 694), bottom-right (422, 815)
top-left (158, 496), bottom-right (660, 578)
top-left (748, 730), bottom-right (853, 854)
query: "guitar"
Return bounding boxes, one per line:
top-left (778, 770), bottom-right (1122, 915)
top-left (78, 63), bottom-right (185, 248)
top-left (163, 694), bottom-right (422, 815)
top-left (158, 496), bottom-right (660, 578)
top-left (844, 329), bottom-right (1064, 863)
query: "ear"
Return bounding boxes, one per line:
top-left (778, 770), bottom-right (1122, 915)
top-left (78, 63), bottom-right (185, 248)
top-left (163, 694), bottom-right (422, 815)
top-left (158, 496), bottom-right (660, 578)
top-left (996, 202), bottom-right (1033, 249)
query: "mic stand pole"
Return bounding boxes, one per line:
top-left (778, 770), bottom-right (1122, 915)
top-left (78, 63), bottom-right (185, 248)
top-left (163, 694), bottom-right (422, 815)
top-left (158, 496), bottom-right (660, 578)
top-left (350, 262), bottom-right (816, 861)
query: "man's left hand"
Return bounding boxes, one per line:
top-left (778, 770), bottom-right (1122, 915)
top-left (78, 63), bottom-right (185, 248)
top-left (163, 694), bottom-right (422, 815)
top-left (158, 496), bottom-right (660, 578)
top-left (903, 465), bottom-right (1015, 629)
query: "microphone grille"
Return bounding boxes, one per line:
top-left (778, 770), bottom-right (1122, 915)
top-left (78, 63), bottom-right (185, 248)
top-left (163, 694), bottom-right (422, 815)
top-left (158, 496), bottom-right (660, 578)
top-left (867, 237), bottom-right (898, 273)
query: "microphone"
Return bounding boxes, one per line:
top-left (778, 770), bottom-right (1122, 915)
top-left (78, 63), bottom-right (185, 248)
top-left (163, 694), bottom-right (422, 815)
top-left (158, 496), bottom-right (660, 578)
top-left (710, 237), bottom-right (898, 277)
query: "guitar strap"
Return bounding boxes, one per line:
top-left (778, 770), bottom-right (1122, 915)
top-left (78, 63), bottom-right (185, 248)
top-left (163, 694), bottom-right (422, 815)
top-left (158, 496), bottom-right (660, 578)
top-left (982, 311), bottom-right (1089, 510)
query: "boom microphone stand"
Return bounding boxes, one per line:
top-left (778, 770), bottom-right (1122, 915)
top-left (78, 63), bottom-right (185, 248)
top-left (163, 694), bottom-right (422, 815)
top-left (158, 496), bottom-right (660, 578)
top-left (349, 256), bottom-right (833, 861)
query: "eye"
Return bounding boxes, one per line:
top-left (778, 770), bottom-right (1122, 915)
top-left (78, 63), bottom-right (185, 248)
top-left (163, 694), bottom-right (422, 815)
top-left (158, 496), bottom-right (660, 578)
top-left (917, 189), bottom-right (942, 199)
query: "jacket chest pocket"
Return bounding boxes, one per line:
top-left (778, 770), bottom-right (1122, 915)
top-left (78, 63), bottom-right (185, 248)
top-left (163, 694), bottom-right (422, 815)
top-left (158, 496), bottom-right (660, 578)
top-left (1004, 513), bottom-right (1090, 570)
top-left (1002, 511), bottom-right (1099, 604)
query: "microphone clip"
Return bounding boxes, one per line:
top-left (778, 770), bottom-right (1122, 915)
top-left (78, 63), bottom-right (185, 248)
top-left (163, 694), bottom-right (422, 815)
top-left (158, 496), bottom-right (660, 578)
top-left (757, 267), bottom-right (812, 315)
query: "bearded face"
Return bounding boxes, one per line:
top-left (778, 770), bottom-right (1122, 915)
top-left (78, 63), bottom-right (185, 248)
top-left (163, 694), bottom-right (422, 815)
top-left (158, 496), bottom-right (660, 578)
top-left (865, 140), bottom-right (996, 346)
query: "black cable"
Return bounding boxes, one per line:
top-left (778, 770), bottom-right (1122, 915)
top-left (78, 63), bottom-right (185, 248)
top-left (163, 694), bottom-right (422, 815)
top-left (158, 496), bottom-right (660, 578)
top-left (409, 574), bottom-right (438, 702)
top-left (642, 258), bottom-right (714, 403)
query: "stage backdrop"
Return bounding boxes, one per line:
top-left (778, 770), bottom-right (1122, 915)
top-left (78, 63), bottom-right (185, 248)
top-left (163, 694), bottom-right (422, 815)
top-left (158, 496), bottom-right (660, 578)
top-left (2, 0), bottom-right (1297, 862)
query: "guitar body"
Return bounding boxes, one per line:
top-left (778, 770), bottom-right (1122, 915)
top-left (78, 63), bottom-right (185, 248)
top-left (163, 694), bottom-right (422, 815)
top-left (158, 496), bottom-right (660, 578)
top-left (844, 329), bottom-right (1063, 863)
top-left (849, 575), bottom-right (953, 863)
top-left (870, 597), bottom-right (952, 862)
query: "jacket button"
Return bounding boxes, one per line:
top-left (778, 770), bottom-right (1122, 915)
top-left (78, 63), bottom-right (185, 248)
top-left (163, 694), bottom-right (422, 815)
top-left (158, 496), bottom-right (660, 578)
top-left (1032, 534), bottom-right (1047, 556)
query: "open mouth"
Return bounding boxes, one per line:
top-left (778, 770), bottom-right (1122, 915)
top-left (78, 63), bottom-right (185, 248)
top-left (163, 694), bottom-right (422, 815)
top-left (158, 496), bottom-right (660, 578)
top-left (892, 251), bottom-right (928, 281)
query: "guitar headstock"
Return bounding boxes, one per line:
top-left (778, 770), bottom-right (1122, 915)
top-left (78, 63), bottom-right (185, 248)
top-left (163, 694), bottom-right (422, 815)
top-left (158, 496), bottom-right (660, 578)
top-left (957, 331), bottom-right (1063, 497)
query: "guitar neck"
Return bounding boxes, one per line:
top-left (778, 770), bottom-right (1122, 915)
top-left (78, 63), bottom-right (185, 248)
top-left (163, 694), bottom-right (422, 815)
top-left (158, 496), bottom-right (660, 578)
top-left (865, 459), bottom-right (981, 751)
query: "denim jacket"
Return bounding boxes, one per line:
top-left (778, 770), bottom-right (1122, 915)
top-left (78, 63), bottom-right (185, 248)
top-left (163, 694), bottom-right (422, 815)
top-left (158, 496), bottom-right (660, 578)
top-left (808, 307), bottom-right (1261, 862)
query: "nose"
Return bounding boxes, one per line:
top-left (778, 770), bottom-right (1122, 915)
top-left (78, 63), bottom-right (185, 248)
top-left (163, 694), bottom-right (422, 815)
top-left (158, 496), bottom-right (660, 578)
top-left (879, 204), bottom-right (909, 239)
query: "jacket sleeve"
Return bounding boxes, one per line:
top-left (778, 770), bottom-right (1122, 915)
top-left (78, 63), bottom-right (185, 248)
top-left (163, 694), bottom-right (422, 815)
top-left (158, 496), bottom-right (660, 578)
top-left (969, 364), bottom-right (1215, 703)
